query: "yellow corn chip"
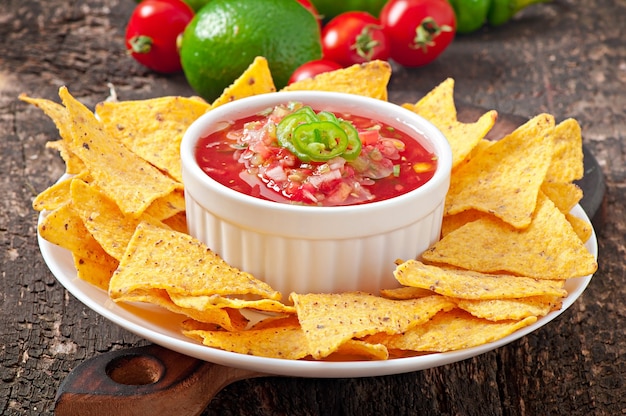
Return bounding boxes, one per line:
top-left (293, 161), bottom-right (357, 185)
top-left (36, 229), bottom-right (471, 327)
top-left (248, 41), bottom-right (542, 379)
top-left (281, 60), bottom-right (391, 101)
top-left (143, 189), bottom-right (186, 221)
top-left (541, 181), bottom-right (583, 214)
top-left (454, 296), bottom-right (562, 321)
top-left (566, 212), bottom-right (594, 243)
top-left (60, 87), bottom-right (183, 217)
top-left (394, 260), bottom-right (568, 299)
top-left (183, 325), bottom-right (310, 359)
top-left (290, 292), bottom-right (455, 359)
top-left (423, 193), bottom-right (597, 279)
top-left (169, 292), bottom-right (295, 315)
top-left (70, 179), bottom-right (164, 261)
top-left (379, 286), bottom-right (435, 300)
top-left (403, 78), bottom-right (498, 168)
top-left (368, 309), bottom-right (537, 352)
top-left (545, 118), bottom-right (584, 182)
top-left (95, 95), bottom-right (210, 183)
top-left (33, 173), bottom-right (74, 212)
top-left (38, 202), bottom-right (118, 267)
top-left (161, 211), bottom-right (188, 234)
top-left (73, 254), bottom-right (118, 291)
top-left (444, 113), bottom-right (556, 228)
top-left (330, 340), bottom-right (389, 361)
top-left (20, 95), bottom-right (87, 174)
top-left (109, 221), bottom-right (281, 300)
top-left (121, 290), bottom-right (249, 331)
top-left (440, 209), bottom-right (492, 237)
top-left (212, 56), bottom-right (277, 108)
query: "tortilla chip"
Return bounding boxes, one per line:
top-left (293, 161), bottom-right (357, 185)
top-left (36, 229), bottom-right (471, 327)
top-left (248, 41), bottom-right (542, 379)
top-left (440, 209), bottom-right (492, 237)
top-left (143, 189), bottom-right (186, 221)
top-left (109, 221), bottom-right (281, 300)
top-left (545, 118), bottom-right (584, 183)
top-left (212, 56), bottom-right (277, 108)
top-left (161, 211), bottom-right (188, 234)
top-left (566, 212), bottom-right (594, 243)
top-left (379, 286), bottom-right (435, 300)
top-left (444, 114), bottom-right (556, 228)
top-left (183, 325), bottom-right (310, 359)
top-left (541, 181), bottom-right (583, 214)
top-left (368, 309), bottom-right (537, 352)
top-left (403, 78), bottom-right (498, 168)
top-left (39, 202), bottom-right (117, 267)
top-left (95, 95), bottom-right (210, 183)
top-left (19, 95), bottom-right (86, 174)
top-left (290, 292), bottom-right (455, 359)
top-left (394, 260), bottom-right (568, 299)
top-left (454, 296), bottom-right (562, 321)
top-left (423, 193), bottom-right (598, 279)
top-left (73, 254), bottom-right (118, 291)
top-left (59, 87), bottom-right (183, 217)
top-left (121, 290), bottom-right (249, 331)
top-left (169, 292), bottom-right (295, 315)
top-left (281, 60), bottom-right (391, 101)
top-left (70, 179), bottom-right (165, 261)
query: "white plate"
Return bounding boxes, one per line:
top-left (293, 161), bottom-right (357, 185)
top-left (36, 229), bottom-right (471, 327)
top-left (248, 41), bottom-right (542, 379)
top-left (37, 204), bottom-right (597, 379)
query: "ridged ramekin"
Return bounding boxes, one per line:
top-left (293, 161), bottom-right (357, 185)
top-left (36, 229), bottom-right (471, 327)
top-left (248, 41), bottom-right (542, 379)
top-left (181, 91), bottom-right (452, 296)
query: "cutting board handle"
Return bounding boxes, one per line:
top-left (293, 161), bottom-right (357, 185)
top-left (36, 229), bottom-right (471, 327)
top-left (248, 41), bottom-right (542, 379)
top-left (55, 344), bottom-right (266, 416)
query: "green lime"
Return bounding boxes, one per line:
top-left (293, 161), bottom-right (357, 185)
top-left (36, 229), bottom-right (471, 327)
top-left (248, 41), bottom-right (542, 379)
top-left (180, 0), bottom-right (322, 101)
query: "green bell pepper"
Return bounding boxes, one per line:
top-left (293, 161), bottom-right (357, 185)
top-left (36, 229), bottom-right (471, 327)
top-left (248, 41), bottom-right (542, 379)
top-left (448, 0), bottom-right (550, 33)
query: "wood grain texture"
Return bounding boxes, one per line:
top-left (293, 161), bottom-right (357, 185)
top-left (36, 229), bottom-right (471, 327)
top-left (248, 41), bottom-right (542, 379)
top-left (0, 0), bottom-right (623, 415)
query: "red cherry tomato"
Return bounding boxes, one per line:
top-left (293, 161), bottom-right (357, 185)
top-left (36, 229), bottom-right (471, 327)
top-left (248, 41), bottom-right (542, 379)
top-left (125, 0), bottom-right (194, 73)
top-left (321, 11), bottom-right (390, 67)
top-left (288, 59), bottom-right (343, 84)
top-left (296, 0), bottom-right (322, 27)
top-left (379, 0), bottom-right (456, 67)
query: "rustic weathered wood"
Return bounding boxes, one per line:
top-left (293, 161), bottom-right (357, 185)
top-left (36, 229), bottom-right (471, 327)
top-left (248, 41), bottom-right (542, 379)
top-left (0, 0), bottom-right (624, 415)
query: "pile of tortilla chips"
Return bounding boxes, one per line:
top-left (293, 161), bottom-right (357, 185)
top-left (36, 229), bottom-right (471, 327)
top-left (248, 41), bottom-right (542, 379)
top-left (24, 56), bottom-right (597, 361)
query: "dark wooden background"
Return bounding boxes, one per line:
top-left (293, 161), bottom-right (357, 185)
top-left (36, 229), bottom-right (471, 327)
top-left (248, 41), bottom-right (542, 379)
top-left (0, 0), bottom-right (624, 414)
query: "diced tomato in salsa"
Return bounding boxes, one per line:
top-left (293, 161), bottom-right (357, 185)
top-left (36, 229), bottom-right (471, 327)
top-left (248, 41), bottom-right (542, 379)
top-left (195, 103), bottom-right (437, 206)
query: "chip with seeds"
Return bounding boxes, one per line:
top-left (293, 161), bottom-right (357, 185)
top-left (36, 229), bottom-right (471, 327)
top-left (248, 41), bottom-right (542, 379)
top-left (367, 309), bottom-right (537, 352)
top-left (60, 87), bottom-right (183, 217)
top-left (454, 296), bottom-right (562, 321)
top-left (19, 94), bottom-right (86, 174)
top-left (70, 179), bottom-right (163, 261)
top-left (109, 221), bottom-right (281, 300)
top-left (290, 292), bottom-right (455, 359)
top-left (545, 118), bottom-right (584, 183)
top-left (121, 291), bottom-right (249, 331)
top-left (394, 260), bottom-right (568, 299)
top-left (281, 60), bottom-right (391, 101)
top-left (423, 193), bottom-right (598, 279)
top-left (95, 95), bottom-right (210, 183)
top-left (169, 292), bottom-right (296, 315)
top-left (212, 56), bottom-right (277, 108)
top-left (402, 78), bottom-right (498, 168)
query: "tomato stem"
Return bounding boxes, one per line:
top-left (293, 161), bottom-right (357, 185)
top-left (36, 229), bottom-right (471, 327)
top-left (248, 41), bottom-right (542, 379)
top-left (351, 24), bottom-right (381, 61)
top-left (412, 17), bottom-right (453, 52)
top-left (129, 35), bottom-right (154, 54)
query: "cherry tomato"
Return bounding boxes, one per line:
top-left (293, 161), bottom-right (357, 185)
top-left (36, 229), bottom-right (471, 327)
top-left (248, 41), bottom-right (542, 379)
top-left (296, 0), bottom-right (323, 27)
top-left (125, 0), bottom-right (194, 73)
top-left (288, 59), bottom-right (343, 84)
top-left (379, 0), bottom-right (456, 67)
top-left (321, 11), bottom-right (390, 67)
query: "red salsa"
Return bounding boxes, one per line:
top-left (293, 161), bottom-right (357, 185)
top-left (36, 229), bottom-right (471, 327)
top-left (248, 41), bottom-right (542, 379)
top-left (195, 102), bottom-right (437, 206)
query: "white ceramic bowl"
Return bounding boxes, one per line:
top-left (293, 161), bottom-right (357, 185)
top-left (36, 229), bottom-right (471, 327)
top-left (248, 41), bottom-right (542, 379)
top-left (180, 91), bottom-right (452, 296)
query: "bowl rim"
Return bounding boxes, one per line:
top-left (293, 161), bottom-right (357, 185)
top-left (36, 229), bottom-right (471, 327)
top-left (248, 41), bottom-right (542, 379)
top-left (181, 90), bottom-right (452, 216)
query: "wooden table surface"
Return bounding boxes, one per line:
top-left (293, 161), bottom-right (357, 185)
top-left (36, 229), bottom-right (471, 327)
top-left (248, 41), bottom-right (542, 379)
top-left (1, 0), bottom-right (624, 414)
